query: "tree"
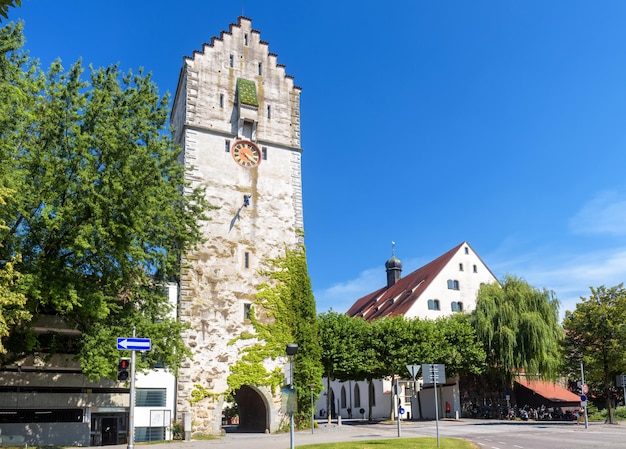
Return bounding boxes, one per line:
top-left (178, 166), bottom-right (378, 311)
top-left (228, 242), bottom-right (323, 427)
top-left (472, 275), bottom-right (563, 387)
top-left (0, 22), bottom-right (212, 379)
top-left (0, 1), bottom-right (20, 20)
top-left (562, 284), bottom-right (626, 424)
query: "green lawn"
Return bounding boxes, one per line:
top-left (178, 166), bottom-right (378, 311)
top-left (296, 437), bottom-right (477, 448)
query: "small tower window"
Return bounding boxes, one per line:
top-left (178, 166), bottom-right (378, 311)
top-left (225, 139), bottom-right (231, 152)
top-left (243, 303), bottom-right (252, 321)
top-left (244, 33), bottom-right (248, 46)
top-left (219, 93), bottom-right (224, 108)
top-left (267, 105), bottom-right (271, 119)
top-left (244, 252), bottom-right (250, 269)
top-left (229, 54), bottom-right (234, 67)
top-left (262, 147), bottom-right (267, 160)
top-left (258, 62), bottom-right (262, 75)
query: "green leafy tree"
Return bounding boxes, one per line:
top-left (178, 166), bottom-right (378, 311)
top-left (562, 284), bottom-right (626, 424)
top-left (472, 275), bottom-right (563, 387)
top-left (0, 0), bottom-right (20, 20)
top-left (318, 311), bottom-right (369, 422)
top-left (0, 22), bottom-right (212, 379)
top-left (228, 242), bottom-right (323, 427)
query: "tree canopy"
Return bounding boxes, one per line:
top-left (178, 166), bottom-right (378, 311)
top-left (0, 22), bottom-right (211, 379)
top-left (472, 275), bottom-right (562, 386)
top-left (562, 284), bottom-right (626, 424)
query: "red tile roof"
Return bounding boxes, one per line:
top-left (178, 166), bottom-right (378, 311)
top-left (516, 379), bottom-right (581, 403)
top-left (346, 242), bottom-right (466, 321)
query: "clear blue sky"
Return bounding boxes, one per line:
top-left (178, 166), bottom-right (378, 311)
top-left (9, 1), bottom-right (626, 319)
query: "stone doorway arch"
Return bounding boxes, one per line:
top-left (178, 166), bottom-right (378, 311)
top-left (234, 385), bottom-right (270, 432)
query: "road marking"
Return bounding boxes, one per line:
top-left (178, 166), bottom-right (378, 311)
top-left (514, 445), bottom-right (524, 448)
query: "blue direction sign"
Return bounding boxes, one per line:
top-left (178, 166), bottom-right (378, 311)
top-left (117, 337), bottom-right (151, 351)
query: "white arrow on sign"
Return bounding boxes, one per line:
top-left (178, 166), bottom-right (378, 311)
top-left (117, 337), bottom-right (151, 351)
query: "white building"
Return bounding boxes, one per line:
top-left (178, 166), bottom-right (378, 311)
top-left (315, 242), bottom-right (497, 421)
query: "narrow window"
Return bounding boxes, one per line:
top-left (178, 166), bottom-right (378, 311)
top-left (244, 252), bottom-right (250, 269)
top-left (243, 120), bottom-right (254, 139)
top-left (267, 105), bottom-right (271, 119)
top-left (225, 139), bottom-right (231, 152)
top-left (465, 247), bottom-right (469, 254)
top-left (341, 386), bottom-right (347, 408)
top-left (452, 302), bottom-right (458, 312)
top-left (244, 33), bottom-right (248, 46)
top-left (434, 299), bottom-right (440, 310)
top-left (453, 280), bottom-right (459, 290)
top-left (458, 302), bottom-right (463, 312)
top-left (473, 264), bottom-right (477, 273)
top-left (219, 93), bottom-right (224, 108)
top-left (244, 303), bottom-right (252, 321)
top-left (258, 62), bottom-right (262, 75)
top-left (459, 263), bottom-right (463, 271)
top-left (229, 54), bottom-right (234, 67)
top-left (262, 147), bottom-right (267, 160)
top-left (355, 384), bottom-right (361, 408)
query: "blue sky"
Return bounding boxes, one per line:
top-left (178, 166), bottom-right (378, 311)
top-left (9, 1), bottom-right (626, 320)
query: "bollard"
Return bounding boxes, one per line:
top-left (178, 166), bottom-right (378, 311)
top-left (337, 415), bottom-right (342, 426)
top-left (183, 412), bottom-right (192, 441)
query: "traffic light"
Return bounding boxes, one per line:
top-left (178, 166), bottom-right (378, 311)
top-left (117, 358), bottom-right (131, 381)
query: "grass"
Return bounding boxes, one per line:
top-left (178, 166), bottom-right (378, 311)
top-left (296, 437), bottom-right (477, 448)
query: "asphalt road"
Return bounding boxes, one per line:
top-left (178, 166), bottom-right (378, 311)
top-left (100, 419), bottom-right (626, 449)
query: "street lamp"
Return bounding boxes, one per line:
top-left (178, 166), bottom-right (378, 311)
top-left (286, 343), bottom-right (298, 449)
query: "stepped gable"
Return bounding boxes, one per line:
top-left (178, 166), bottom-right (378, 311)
top-left (346, 242), bottom-right (465, 321)
top-left (181, 16), bottom-right (301, 89)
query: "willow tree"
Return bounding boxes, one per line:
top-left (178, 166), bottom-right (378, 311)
top-left (472, 275), bottom-right (562, 387)
top-left (0, 22), bottom-right (211, 378)
top-left (562, 284), bottom-right (626, 424)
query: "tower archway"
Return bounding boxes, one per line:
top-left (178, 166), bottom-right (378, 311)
top-left (234, 385), bottom-right (270, 432)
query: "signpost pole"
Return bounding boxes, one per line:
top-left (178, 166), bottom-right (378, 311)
top-left (432, 365), bottom-right (440, 448)
top-left (396, 378), bottom-right (401, 437)
top-left (580, 362), bottom-right (588, 429)
top-left (127, 328), bottom-right (137, 449)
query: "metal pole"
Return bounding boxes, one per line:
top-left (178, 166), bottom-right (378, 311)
top-left (396, 379), bottom-right (401, 437)
top-left (290, 356), bottom-right (295, 449)
top-left (580, 362), bottom-right (588, 429)
top-left (311, 386), bottom-right (314, 434)
top-left (433, 367), bottom-right (440, 448)
top-left (127, 328), bottom-right (136, 449)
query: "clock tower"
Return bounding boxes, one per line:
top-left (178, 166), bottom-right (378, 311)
top-left (170, 17), bottom-right (303, 434)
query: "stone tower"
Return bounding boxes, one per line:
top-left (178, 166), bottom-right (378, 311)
top-left (170, 17), bottom-right (303, 435)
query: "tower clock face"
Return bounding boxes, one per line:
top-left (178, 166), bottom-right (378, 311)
top-left (231, 140), bottom-right (261, 168)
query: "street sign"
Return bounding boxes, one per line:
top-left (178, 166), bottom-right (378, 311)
top-left (616, 374), bottom-right (626, 387)
top-left (422, 363), bottom-right (446, 383)
top-left (117, 337), bottom-right (151, 351)
top-left (399, 407), bottom-right (405, 415)
top-left (580, 394), bottom-right (587, 402)
top-left (406, 364), bottom-right (421, 379)
top-left (582, 383), bottom-right (588, 394)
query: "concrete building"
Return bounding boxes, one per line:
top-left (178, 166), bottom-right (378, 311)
top-left (170, 16), bottom-right (304, 435)
top-left (315, 242), bottom-right (498, 421)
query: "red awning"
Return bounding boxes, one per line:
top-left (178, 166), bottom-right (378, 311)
top-left (515, 379), bottom-right (580, 403)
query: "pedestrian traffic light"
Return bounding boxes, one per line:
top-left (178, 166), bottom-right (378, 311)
top-left (117, 358), bottom-right (131, 381)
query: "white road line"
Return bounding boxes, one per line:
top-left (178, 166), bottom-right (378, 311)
top-left (513, 445), bottom-right (524, 448)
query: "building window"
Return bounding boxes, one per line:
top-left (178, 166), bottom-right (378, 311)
top-left (258, 62), bottom-right (262, 75)
top-left (219, 93), bottom-right (224, 108)
top-left (267, 104), bottom-right (271, 119)
top-left (244, 303), bottom-right (252, 321)
top-left (473, 264), bottom-right (478, 273)
top-left (451, 301), bottom-right (464, 312)
top-left (225, 139), bottom-right (230, 152)
top-left (447, 279), bottom-right (460, 290)
top-left (465, 247), bottom-right (469, 254)
top-left (341, 386), bottom-right (347, 408)
top-left (244, 252), bottom-right (250, 269)
top-left (262, 147), bottom-right (267, 160)
top-left (428, 299), bottom-right (440, 310)
top-left (243, 120), bottom-right (254, 139)
top-left (135, 389), bottom-right (166, 407)
top-left (459, 263), bottom-right (463, 271)
top-left (229, 54), bottom-right (234, 67)
top-left (354, 384), bottom-right (361, 408)
top-left (244, 33), bottom-right (248, 46)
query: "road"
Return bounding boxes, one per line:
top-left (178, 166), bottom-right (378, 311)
top-left (102, 419), bottom-right (626, 449)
